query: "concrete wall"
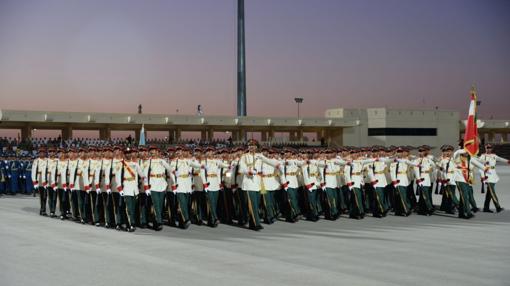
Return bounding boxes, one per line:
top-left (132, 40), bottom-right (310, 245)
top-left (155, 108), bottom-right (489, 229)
top-left (326, 107), bottom-right (459, 149)
top-left (325, 108), bottom-right (368, 146)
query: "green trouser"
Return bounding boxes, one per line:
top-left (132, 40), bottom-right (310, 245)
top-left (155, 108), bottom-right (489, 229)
top-left (78, 190), bottom-right (87, 221)
top-left (176, 193), bottom-right (190, 224)
top-left (101, 192), bottom-right (114, 225)
top-left (39, 187), bottom-right (47, 214)
top-left (166, 191), bottom-right (178, 226)
top-left (417, 186), bottom-right (433, 214)
top-left (439, 185), bottom-right (448, 211)
top-left (112, 192), bottom-right (123, 225)
top-left (395, 186), bottom-right (411, 215)
top-left (244, 190), bottom-right (261, 227)
top-left (407, 184), bottom-right (417, 210)
top-left (190, 191), bottom-right (204, 223)
top-left (48, 187), bottom-right (57, 214)
top-left (306, 189), bottom-right (319, 219)
top-left (236, 190), bottom-right (248, 224)
top-left (373, 187), bottom-right (386, 215)
top-left (219, 188), bottom-right (234, 223)
top-left (122, 195), bottom-right (137, 227)
top-left (385, 185), bottom-right (394, 211)
top-left (456, 182), bottom-right (473, 218)
top-left (317, 189), bottom-right (324, 215)
top-left (484, 183), bottom-right (501, 210)
top-left (205, 191), bottom-right (219, 223)
top-left (349, 187), bottom-right (364, 217)
top-left (342, 186), bottom-right (351, 212)
top-left (151, 191), bottom-right (165, 224)
top-left (324, 188), bottom-right (339, 217)
top-left (70, 190), bottom-right (79, 219)
top-left (139, 193), bottom-right (150, 225)
top-left (335, 187), bottom-right (347, 212)
top-left (467, 185), bottom-right (478, 210)
top-left (261, 190), bottom-right (276, 222)
top-left (58, 189), bottom-right (69, 216)
top-left (90, 191), bottom-right (101, 223)
top-left (440, 185), bottom-right (459, 212)
top-left (284, 187), bottom-right (300, 219)
top-left (363, 184), bottom-right (372, 212)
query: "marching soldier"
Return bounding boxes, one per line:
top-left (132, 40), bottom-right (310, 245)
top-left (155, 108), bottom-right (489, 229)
top-left (143, 145), bottom-right (172, 231)
top-left (259, 148), bottom-right (280, 224)
top-left (67, 148), bottom-right (80, 221)
top-left (479, 143), bottom-right (508, 213)
top-left (218, 149), bottom-right (235, 224)
top-left (239, 139), bottom-right (264, 230)
top-left (366, 146), bottom-right (391, 217)
top-left (165, 146), bottom-right (179, 227)
top-left (317, 149), bottom-right (343, 220)
top-left (54, 148), bottom-right (69, 219)
top-left (301, 151), bottom-right (322, 221)
top-left (389, 147), bottom-right (413, 216)
top-left (230, 147), bottom-right (247, 226)
top-left (438, 145), bottom-right (459, 214)
top-left (74, 148), bottom-right (91, 223)
top-left (201, 147), bottom-right (230, 227)
top-left (99, 147), bottom-right (114, 228)
top-left (191, 147), bottom-right (206, 225)
top-left (413, 145), bottom-right (436, 215)
top-left (115, 147), bottom-right (146, 232)
top-left (137, 146), bottom-right (151, 228)
top-left (344, 149), bottom-right (374, 219)
top-left (277, 148), bottom-right (303, 222)
top-left (402, 147), bottom-right (417, 211)
top-left (32, 147), bottom-right (49, 216)
top-left (110, 146), bottom-right (124, 229)
top-left (45, 147), bottom-right (59, 217)
top-left (87, 147), bottom-right (102, 226)
top-left (169, 146), bottom-right (202, 229)
top-left (453, 149), bottom-right (487, 219)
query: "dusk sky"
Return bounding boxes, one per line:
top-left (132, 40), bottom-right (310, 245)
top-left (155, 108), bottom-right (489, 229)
top-left (0, 0), bottom-right (509, 120)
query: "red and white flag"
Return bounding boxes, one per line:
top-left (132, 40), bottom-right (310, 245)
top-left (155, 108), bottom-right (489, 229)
top-left (463, 86), bottom-right (479, 156)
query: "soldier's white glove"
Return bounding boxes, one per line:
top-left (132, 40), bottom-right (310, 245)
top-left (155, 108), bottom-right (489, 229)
top-left (86, 189), bottom-right (90, 194)
top-left (96, 188), bottom-right (101, 194)
top-left (146, 190), bottom-right (151, 196)
top-left (106, 189), bottom-right (112, 194)
top-left (119, 191), bottom-right (124, 197)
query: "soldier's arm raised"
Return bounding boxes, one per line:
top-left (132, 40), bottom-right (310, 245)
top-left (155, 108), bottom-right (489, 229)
top-left (495, 155), bottom-right (510, 164)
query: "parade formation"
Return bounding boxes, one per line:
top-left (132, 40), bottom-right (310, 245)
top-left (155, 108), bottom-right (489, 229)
top-left (11, 139), bottom-right (505, 233)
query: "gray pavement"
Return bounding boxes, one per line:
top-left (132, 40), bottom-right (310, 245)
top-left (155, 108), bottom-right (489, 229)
top-left (1, 166), bottom-right (510, 286)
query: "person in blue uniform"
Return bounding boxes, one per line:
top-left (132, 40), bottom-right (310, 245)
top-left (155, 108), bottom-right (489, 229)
top-left (0, 154), bottom-right (9, 195)
top-left (24, 156), bottom-right (35, 195)
top-left (18, 156), bottom-right (26, 194)
top-left (0, 153), bottom-right (5, 195)
top-left (8, 154), bottom-right (21, 195)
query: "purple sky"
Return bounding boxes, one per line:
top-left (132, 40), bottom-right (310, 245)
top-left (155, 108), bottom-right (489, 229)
top-left (0, 0), bottom-right (509, 121)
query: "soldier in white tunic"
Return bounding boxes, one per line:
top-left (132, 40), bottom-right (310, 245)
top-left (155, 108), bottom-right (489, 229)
top-left (479, 143), bottom-right (508, 213)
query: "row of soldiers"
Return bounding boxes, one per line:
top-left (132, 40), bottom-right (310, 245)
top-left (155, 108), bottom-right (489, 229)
top-left (31, 140), bottom-right (508, 231)
top-left (0, 153), bottom-right (35, 195)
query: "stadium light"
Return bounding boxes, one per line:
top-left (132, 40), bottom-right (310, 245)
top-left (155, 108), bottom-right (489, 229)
top-left (294, 98), bottom-right (303, 120)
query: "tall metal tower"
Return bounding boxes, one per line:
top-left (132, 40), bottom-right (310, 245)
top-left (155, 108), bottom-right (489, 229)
top-left (237, 0), bottom-right (247, 116)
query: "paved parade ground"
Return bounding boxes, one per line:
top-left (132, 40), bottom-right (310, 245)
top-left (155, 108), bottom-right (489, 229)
top-left (1, 167), bottom-right (509, 286)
